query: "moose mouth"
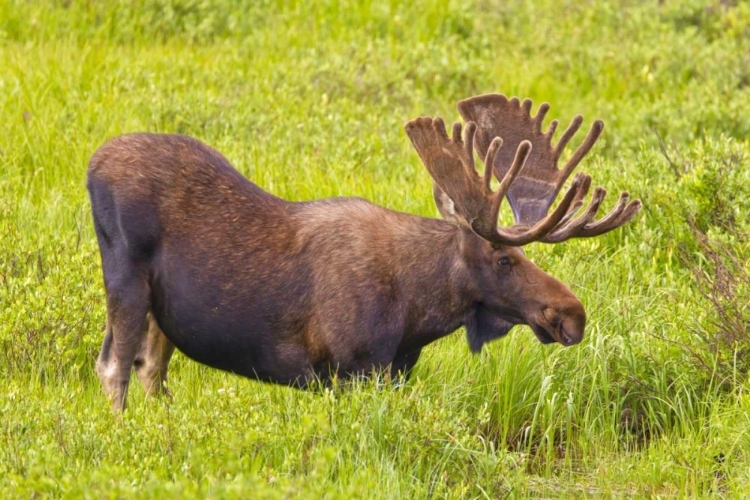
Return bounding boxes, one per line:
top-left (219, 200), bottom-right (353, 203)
top-left (531, 322), bottom-right (579, 347)
top-left (479, 306), bottom-right (582, 347)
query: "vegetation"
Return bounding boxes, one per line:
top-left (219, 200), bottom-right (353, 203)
top-left (2, 0), bottom-right (750, 496)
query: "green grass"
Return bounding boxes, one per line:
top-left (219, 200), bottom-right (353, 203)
top-left (2, 0), bottom-right (750, 497)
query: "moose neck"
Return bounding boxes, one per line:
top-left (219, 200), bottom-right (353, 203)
top-left (393, 219), bottom-right (479, 351)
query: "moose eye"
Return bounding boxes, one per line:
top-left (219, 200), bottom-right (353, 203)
top-left (499, 256), bottom-right (511, 267)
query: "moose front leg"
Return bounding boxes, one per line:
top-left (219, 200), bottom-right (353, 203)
top-left (390, 347), bottom-right (423, 382)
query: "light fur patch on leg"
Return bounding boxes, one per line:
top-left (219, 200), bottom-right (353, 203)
top-left (95, 322), bottom-right (129, 409)
top-left (134, 312), bottom-right (175, 398)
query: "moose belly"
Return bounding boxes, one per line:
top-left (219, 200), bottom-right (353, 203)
top-left (149, 265), bottom-right (312, 384)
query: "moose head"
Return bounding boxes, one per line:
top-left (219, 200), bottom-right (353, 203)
top-left (405, 94), bottom-right (641, 351)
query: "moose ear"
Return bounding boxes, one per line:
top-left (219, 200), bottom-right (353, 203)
top-left (466, 306), bottom-right (516, 353)
top-left (432, 183), bottom-right (462, 224)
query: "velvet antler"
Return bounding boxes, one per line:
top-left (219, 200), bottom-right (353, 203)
top-left (405, 116), bottom-right (587, 245)
top-left (457, 94), bottom-right (641, 242)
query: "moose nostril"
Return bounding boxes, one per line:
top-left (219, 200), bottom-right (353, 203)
top-left (560, 315), bottom-right (585, 345)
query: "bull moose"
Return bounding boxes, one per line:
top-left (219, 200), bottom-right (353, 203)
top-left (87, 94), bottom-right (641, 410)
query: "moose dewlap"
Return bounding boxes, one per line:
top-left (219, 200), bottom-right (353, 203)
top-left (87, 94), bottom-right (641, 411)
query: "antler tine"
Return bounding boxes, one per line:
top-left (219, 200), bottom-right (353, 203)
top-left (573, 173), bottom-right (592, 206)
top-left (493, 140), bottom-right (529, 202)
top-left (556, 174), bottom-right (592, 226)
top-left (612, 199), bottom-right (642, 227)
top-left (468, 137), bottom-right (532, 242)
top-left (545, 119), bottom-right (559, 139)
top-left (589, 191), bottom-right (630, 226)
top-left (476, 138), bottom-right (529, 237)
top-left (484, 137), bottom-right (506, 220)
top-left (553, 115), bottom-right (584, 161)
top-left (556, 120), bottom-right (605, 191)
top-left (451, 121), bottom-right (463, 141)
top-left (534, 103), bottom-right (551, 134)
top-left (483, 135), bottom-right (503, 192)
top-left (462, 121), bottom-right (478, 176)
top-left (521, 98), bottom-right (533, 115)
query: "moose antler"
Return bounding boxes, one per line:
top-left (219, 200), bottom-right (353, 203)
top-left (457, 94), bottom-right (641, 243)
top-left (405, 116), bottom-right (586, 246)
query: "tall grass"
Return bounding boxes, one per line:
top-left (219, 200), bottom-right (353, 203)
top-left (2, 0), bottom-right (750, 497)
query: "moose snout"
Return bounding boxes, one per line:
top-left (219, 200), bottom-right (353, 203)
top-left (559, 311), bottom-right (585, 346)
top-left (543, 299), bottom-right (586, 346)
top-left (557, 299), bottom-right (586, 346)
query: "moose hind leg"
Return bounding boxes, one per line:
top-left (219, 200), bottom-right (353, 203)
top-left (96, 269), bottom-right (150, 411)
top-left (134, 312), bottom-right (175, 398)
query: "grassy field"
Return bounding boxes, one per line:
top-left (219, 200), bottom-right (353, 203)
top-left (2, 0), bottom-right (750, 497)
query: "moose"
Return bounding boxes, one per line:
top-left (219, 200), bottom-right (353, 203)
top-left (87, 94), bottom-right (641, 410)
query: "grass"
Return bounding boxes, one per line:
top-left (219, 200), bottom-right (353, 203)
top-left (2, 0), bottom-right (750, 497)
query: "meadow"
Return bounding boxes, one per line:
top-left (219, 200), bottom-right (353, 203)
top-left (2, 0), bottom-right (750, 497)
